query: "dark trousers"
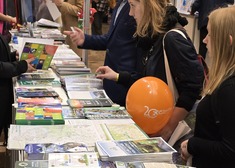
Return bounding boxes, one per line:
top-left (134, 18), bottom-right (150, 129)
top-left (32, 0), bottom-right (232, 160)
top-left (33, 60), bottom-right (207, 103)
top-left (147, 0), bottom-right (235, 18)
top-left (92, 11), bottom-right (105, 35)
top-left (199, 26), bottom-right (208, 59)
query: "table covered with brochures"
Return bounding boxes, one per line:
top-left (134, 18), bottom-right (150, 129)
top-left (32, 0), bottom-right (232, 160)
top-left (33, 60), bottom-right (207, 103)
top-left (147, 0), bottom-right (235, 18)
top-left (8, 27), bottom-right (192, 168)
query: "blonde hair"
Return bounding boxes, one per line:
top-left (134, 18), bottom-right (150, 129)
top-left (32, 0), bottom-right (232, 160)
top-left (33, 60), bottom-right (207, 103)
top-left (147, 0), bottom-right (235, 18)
top-left (135, 0), bottom-right (169, 38)
top-left (202, 6), bottom-right (235, 95)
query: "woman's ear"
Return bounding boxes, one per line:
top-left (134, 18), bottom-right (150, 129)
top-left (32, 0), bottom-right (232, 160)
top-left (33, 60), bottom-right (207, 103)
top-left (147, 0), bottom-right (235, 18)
top-left (229, 35), bottom-right (233, 45)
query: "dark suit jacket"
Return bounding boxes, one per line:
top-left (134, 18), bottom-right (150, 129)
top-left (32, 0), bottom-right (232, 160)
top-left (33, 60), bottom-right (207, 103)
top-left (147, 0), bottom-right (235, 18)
top-left (0, 35), bottom-right (28, 128)
top-left (191, 0), bottom-right (234, 29)
top-left (82, 1), bottom-right (137, 106)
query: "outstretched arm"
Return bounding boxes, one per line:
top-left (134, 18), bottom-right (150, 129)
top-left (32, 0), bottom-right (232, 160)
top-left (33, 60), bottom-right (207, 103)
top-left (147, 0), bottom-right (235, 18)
top-left (64, 27), bottom-right (85, 47)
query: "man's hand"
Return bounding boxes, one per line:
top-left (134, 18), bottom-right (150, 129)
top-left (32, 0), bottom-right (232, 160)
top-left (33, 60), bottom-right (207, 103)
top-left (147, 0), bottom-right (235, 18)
top-left (63, 27), bottom-right (85, 46)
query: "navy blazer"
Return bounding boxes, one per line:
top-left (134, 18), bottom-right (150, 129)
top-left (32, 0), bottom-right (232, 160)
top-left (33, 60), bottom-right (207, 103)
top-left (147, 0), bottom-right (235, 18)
top-left (191, 0), bottom-right (234, 29)
top-left (82, 1), bottom-right (137, 106)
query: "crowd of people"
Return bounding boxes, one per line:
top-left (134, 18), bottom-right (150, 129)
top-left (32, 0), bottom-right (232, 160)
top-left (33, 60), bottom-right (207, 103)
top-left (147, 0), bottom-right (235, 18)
top-left (1, 0), bottom-right (235, 167)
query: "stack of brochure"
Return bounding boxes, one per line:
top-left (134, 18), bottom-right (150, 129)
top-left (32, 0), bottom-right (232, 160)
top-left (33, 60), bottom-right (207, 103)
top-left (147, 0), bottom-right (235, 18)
top-left (96, 137), bottom-right (177, 163)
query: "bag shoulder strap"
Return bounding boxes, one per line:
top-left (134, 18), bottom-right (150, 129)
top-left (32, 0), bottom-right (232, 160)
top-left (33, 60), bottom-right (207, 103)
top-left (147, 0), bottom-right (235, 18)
top-left (163, 29), bottom-right (186, 103)
top-left (167, 29), bottom-right (187, 39)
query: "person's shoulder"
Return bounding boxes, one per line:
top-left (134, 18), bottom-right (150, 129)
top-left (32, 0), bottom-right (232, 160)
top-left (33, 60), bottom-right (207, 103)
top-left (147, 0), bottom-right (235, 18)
top-left (214, 75), bottom-right (235, 97)
top-left (164, 29), bottom-right (189, 43)
top-left (221, 75), bottom-right (235, 87)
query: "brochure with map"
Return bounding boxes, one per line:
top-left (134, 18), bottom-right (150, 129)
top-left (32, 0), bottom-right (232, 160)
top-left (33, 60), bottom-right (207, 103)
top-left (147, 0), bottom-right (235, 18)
top-left (8, 124), bottom-right (102, 150)
top-left (102, 123), bottom-right (148, 140)
top-left (20, 42), bottom-right (58, 70)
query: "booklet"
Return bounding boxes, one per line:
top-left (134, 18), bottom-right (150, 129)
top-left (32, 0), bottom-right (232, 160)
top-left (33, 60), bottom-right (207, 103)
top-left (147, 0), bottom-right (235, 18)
top-left (20, 42), bottom-right (58, 70)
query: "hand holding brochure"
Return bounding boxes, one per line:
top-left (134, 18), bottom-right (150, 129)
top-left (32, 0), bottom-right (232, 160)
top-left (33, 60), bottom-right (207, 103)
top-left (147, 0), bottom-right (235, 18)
top-left (20, 42), bottom-right (58, 70)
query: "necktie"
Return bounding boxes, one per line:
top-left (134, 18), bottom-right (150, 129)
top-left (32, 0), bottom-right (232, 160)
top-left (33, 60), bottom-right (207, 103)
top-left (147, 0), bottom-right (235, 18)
top-left (114, 0), bottom-right (127, 25)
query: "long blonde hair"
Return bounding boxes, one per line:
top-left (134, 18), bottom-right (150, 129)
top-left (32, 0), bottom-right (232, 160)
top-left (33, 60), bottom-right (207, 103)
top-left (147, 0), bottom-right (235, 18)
top-left (202, 6), bottom-right (235, 95)
top-left (134, 0), bottom-right (169, 38)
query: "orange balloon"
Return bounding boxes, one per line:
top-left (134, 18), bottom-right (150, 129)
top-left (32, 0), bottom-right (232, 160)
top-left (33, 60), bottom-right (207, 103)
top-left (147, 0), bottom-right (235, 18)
top-left (126, 77), bottom-right (174, 135)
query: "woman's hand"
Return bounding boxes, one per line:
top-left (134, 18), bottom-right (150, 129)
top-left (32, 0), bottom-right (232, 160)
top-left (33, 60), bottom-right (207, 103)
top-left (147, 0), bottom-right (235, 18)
top-left (95, 66), bottom-right (118, 81)
top-left (25, 57), bottom-right (36, 72)
top-left (181, 140), bottom-right (191, 161)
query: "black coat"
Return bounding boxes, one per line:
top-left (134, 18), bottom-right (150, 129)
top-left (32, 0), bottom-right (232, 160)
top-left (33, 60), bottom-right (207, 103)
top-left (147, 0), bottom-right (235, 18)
top-left (118, 30), bottom-right (204, 112)
top-left (0, 35), bottom-right (28, 130)
top-left (188, 76), bottom-right (235, 167)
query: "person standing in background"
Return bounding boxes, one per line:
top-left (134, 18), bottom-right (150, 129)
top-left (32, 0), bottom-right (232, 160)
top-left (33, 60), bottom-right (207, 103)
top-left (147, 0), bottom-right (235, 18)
top-left (91, 0), bottom-right (110, 35)
top-left (190, 0), bottom-right (234, 59)
top-left (0, 0), bottom-right (16, 42)
top-left (36, 0), bottom-right (54, 21)
top-left (181, 6), bottom-right (235, 167)
top-left (63, 0), bottom-right (138, 106)
top-left (53, 0), bottom-right (83, 57)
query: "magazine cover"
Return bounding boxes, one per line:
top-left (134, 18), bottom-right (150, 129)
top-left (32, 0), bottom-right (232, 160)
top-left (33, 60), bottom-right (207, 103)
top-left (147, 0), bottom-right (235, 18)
top-left (62, 106), bottom-right (85, 119)
top-left (15, 87), bottom-right (59, 98)
top-left (20, 42), bottom-right (58, 70)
